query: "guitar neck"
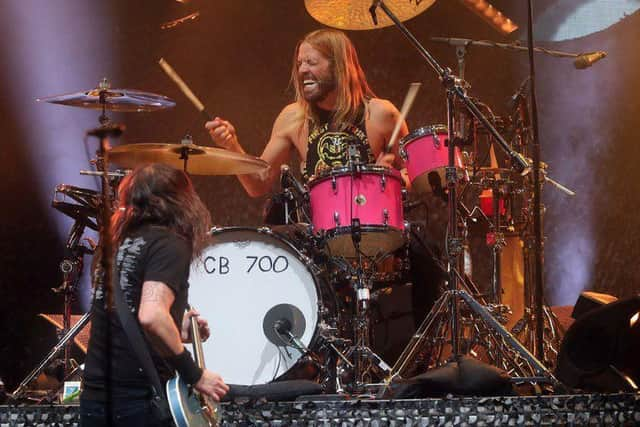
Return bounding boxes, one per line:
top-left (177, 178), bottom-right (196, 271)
top-left (190, 308), bottom-right (206, 370)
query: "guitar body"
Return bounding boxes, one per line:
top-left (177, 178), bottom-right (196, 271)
top-left (166, 374), bottom-right (216, 427)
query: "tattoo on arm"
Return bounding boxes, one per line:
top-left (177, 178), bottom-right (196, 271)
top-left (141, 281), bottom-right (164, 303)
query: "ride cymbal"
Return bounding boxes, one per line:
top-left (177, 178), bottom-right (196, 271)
top-left (37, 88), bottom-right (176, 112)
top-left (108, 143), bottom-right (269, 175)
top-left (305, 0), bottom-right (435, 30)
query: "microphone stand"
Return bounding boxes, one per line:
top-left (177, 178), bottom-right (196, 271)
top-left (524, 0), bottom-right (545, 363)
top-left (430, 37), bottom-right (602, 67)
top-left (369, 0), bottom-right (561, 388)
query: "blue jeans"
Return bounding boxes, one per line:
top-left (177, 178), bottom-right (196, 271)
top-left (80, 397), bottom-right (172, 427)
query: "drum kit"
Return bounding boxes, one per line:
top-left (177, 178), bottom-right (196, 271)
top-left (12, 0), bottom-right (573, 400)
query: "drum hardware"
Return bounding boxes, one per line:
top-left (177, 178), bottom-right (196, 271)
top-left (14, 80), bottom-right (186, 401)
top-left (11, 188), bottom-right (97, 400)
top-left (332, 1), bottom-right (563, 392)
top-left (507, 215), bottom-right (566, 369)
top-left (319, 218), bottom-right (402, 393)
top-left (10, 313), bottom-right (93, 401)
top-left (279, 164), bottom-right (311, 225)
top-left (52, 185), bottom-right (101, 231)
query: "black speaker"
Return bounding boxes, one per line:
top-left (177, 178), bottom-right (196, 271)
top-left (555, 295), bottom-right (640, 392)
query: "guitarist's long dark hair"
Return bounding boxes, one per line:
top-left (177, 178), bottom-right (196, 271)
top-left (111, 163), bottom-right (211, 259)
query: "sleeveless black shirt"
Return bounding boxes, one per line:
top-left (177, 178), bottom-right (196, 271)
top-left (302, 105), bottom-right (374, 181)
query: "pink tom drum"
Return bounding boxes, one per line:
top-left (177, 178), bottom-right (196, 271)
top-left (400, 124), bottom-right (465, 194)
top-left (308, 166), bottom-right (405, 257)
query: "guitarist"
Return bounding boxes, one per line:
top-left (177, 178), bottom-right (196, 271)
top-left (81, 164), bottom-right (229, 426)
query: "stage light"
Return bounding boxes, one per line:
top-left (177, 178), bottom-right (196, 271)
top-left (533, 0), bottom-right (640, 42)
top-left (459, 0), bottom-right (519, 35)
top-left (631, 312), bottom-right (639, 328)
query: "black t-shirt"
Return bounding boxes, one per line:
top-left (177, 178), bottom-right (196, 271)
top-left (302, 105), bottom-right (374, 182)
top-left (82, 225), bottom-right (192, 400)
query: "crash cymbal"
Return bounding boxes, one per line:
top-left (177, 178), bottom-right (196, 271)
top-left (305, 0), bottom-right (434, 30)
top-left (37, 88), bottom-right (176, 112)
top-left (108, 143), bottom-right (269, 176)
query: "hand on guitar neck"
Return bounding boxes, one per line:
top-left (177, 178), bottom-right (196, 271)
top-left (168, 307), bottom-right (229, 426)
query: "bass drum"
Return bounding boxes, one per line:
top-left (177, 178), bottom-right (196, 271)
top-left (188, 227), bottom-right (330, 385)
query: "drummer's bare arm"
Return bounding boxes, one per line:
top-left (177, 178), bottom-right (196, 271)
top-left (206, 108), bottom-right (297, 197)
top-left (367, 98), bottom-right (408, 170)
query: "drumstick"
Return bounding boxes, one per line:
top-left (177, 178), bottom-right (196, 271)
top-left (158, 57), bottom-right (212, 120)
top-left (386, 82), bottom-right (421, 153)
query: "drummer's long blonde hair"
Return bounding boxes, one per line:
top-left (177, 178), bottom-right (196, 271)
top-left (291, 29), bottom-right (375, 128)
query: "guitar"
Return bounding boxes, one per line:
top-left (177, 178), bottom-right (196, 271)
top-left (166, 308), bottom-right (219, 427)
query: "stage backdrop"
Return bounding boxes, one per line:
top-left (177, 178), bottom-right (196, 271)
top-left (0, 0), bottom-right (638, 390)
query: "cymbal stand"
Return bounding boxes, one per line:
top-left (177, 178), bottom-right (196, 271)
top-left (55, 220), bottom-right (93, 376)
top-left (485, 177), bottom-right (510, 308)
top-left (10, 313), bottom-right (92, 401)
top-left (370, 0), bottom-right (561, 388)
top-left (510, 229), bottom-right (564, 369)
top-left (505, 89), bottom-right (565, 367)
top-left (10, 208), bottom-right (95, 400)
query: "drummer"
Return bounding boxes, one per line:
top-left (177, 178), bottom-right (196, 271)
top-left (206, 28), bottom-right (443, 329)
top-left (205, 28), bottom-right (408, 194)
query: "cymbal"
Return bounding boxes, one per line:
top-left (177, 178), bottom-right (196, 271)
top-left (37, 88), bottom-right (176, 112)
top-left (108, 143), bottom-right (269, 176)
top-left (304, 0), bottom-right (435, 30)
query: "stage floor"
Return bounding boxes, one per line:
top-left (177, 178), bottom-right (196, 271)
top-left (1, 392), bottom-right (638, 426)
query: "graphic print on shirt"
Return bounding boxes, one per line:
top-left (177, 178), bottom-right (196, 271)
top-left (304, 121), bottom-right (373, 180)
top-left (115, 236), bottom-right (147, 312)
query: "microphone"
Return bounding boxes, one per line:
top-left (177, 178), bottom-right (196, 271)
top-left (574, 51), bottom-right (607, 69)
top-left (506, 76), bottom-right (531, 111)
top-left (273, 318), bottom-right (308, 354)
top-left (280, 164), bottom-right (308, 200)
top-left (274, 318), bottom-right (292, 335)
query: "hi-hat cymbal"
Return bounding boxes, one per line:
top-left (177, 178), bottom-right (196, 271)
top-left (37, 88), bottom-right (176, 112)
top-left (108, 143), bottom-right (269, 176)
top-left (305, 0), bottom-right (435, 30)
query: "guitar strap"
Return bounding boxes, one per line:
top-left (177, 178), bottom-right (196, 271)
top-left (111, 250), bottom-right (172, 422)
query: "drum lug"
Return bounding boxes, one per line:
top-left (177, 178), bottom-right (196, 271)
top-left (382, 208), bottom-right (389, 226)
top-left (399, 146), bottom-right (408, 161)
top-left (401, 188), bottom-right (408, 202)
top-left (257, 226), bottom-right (272, 234)
top-left (381, 174), bottom-right (387, 192)
top-left (433, 133), bottom-right (441, 149)
top-left (331, 175), bottom-right (337, 193)
top-left (333, 211), bottom-right (340, 227)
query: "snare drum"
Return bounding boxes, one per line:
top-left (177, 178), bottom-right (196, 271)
top-left (308, 166), bottom-right (405, 258)
top-left (400, 125), bottom-right (465, 194)
top-left (188, 227), bottom-right (333, 385)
